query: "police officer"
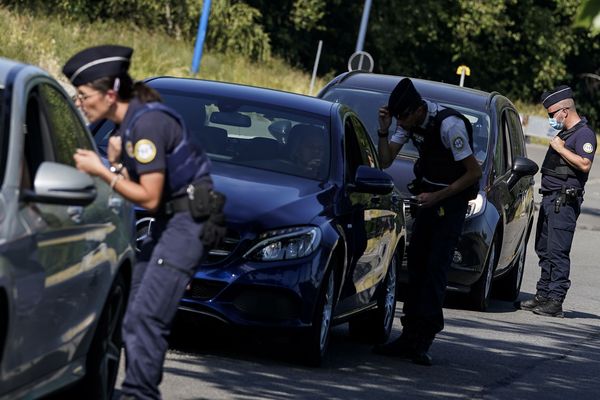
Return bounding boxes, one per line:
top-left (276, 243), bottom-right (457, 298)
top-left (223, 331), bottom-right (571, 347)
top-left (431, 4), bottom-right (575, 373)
top-left (373, 78), bottom-right (482, 365)
top-left (64, 45), bottom-right (223, 399)
top-left (516, 85), bottom-right (596, 318)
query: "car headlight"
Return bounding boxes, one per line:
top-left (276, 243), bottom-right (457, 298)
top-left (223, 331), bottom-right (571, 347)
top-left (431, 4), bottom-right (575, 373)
top-left (244, 226), bottom-right (322, 261)
top-left (466, 193), bottom-right (486, 219)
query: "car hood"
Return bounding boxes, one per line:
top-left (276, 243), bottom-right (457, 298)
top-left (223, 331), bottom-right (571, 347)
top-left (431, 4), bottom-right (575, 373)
top-left (211, 162), bottom-right (335, 231)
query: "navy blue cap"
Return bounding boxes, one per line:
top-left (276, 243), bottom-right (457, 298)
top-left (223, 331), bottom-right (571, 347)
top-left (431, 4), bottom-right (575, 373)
top-left (540, 85), bottom-right (573, 108)
top-left (388, 78), bottom-right (422, 117)
top-left (62, 45), bottom-right (133, 86)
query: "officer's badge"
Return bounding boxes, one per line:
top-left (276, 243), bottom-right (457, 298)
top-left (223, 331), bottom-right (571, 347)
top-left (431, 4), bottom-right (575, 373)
top-left (583, 142), bottom-right (594, 154)
top-left (453, 136), bottom-right (464, 150)
top-left (125, 141), bottom-right (134, 158)
top-left (134, 139), bottom-right (157, 163)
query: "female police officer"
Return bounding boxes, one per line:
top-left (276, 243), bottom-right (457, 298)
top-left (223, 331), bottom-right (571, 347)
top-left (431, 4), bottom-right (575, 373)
top-left (64, 45), bottom-right (221, 399)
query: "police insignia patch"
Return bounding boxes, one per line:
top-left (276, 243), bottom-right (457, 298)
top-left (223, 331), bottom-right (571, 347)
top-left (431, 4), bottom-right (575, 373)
top-left (134, 139), bottom-right (157, 163)
top-left (126, 141), bottom-right (134, 158)
top-left (583, 143), bottom-right (594, 154)
top-left (453, 136), bottom-right (464, 150)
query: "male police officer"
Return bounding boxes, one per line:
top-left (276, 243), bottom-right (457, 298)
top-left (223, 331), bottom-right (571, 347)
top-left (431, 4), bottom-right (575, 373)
top-left (516, 85), bottom-right (596, 318)
top-left (373, 78), bottom-right (481, 365)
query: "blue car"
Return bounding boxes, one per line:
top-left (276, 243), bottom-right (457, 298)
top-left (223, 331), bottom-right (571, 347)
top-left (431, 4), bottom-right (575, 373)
top-left (92, 77), bottom-right (406, 365)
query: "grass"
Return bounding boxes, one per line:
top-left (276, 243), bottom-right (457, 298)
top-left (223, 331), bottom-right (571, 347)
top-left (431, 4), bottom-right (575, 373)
top-left (0, 6), bottom-right (330, 95)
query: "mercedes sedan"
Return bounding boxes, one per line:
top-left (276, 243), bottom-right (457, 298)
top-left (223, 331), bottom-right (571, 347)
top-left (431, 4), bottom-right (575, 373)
top-left (92, 77), bottom-right (406, 365)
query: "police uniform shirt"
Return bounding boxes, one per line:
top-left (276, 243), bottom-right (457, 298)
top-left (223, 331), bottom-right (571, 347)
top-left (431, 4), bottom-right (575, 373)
top-left (542, 117), bottom-right (597, 191)
top-left (390, 99), bottom-right (473, 162)
top-left (118, 99), bottom-right (183, 182)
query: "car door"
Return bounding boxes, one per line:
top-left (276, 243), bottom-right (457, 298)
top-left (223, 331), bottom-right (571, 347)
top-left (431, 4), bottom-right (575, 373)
top-left (3, 79), bottom-right (117, 388)
top-left (493, 106), bottom-right (522, 270)
top-left (336, 114), bottom-right (397, 313)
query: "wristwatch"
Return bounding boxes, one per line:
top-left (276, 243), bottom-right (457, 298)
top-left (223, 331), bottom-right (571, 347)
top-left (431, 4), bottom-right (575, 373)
top-left (109, 163), bottom-right (124, 174)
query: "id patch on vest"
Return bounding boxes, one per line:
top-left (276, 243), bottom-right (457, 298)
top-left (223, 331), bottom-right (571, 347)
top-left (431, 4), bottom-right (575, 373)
top-left (583, 142), bottom-right (594, 154)
top-left (125, 141), bottom-right (134, 158)
top-left (452, 136), bottom-right (464, 150)
top-left (134, 139), bottom-right (157, 164)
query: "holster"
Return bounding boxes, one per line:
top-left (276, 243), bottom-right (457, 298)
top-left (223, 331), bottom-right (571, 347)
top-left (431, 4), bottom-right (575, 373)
top-left (186, 182), bottom-right (226, 221)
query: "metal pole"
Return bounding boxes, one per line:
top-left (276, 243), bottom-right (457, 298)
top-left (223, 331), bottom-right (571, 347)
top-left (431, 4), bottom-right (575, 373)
top-left (355, 0), bottom-right (373, 52)
top-left (309, 40), bottom-right (323, 96)
top-left (191, 0), bottom-right (212, 75)
top-left (459, 70), bottom-right (466, 87)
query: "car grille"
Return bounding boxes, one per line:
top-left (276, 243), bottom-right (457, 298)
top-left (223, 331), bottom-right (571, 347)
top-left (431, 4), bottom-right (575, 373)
top-left (187, 279), bottom-right (228, 300)
top-left (203, 229), bottom-right (241, 265)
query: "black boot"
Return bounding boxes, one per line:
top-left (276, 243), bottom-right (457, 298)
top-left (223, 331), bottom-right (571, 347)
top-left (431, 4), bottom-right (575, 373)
top-left (532, 299), bottom-right (564, 318)
top-left (515, 294), bottom-right (549, 311)
top-left (411, 337), bottom-right (433, 366)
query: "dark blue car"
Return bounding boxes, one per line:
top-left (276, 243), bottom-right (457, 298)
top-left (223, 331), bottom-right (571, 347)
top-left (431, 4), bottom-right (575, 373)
top-left (93, 77), bottom-right (406, 365)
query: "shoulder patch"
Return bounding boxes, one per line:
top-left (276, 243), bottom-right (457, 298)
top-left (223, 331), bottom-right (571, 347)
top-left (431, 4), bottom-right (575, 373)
top-left (134, 139), bottom-right (157, 164)
top-left (583, 142), bottom-right (594, 154)
top-left (452, 136), bottom-right (464, 150)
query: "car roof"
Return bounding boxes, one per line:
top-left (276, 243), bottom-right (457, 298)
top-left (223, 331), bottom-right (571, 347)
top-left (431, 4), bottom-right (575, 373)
top-left (321, 71), bottom-right (495, 112)
top-left (146, 76), bottom-right (335, 117)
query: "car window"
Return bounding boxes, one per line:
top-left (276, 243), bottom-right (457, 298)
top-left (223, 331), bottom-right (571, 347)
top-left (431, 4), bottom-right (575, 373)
top-left (344, 117), bottom-right (365, 183)
top-left (159, 91), bottom-right (331, 180)
top-left (0, 88), bottom-right (6, 185)
top-left (506, 108), bottom-right (526, 158)
top-left (350, 115), bottom-right (378, 168)
top-left (24, 89), bottom-right (54, 184)
top-left (320, 87), bottom-right (490, 163)
top-left (502, 111), bottom-right (513, 171)
top-left (39, 83), bottom-right (93, 167)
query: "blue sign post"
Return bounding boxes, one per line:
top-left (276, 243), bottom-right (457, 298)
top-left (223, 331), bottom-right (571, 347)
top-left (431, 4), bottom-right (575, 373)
top-left (355, 0), bottom-right (373, 53)
top-left (191, 0), bottom-right (212, 75)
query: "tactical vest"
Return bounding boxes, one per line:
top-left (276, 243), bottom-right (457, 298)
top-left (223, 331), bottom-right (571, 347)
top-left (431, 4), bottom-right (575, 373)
top-left (540, 120), bottom-right (587, 181)
top-left (412, 108), bottom-right (475, 193)
top-left (122, 102), bottom-right (211, 198)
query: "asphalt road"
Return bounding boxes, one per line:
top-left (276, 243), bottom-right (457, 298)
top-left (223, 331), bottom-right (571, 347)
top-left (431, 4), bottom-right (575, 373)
top-left (115, 143), bottom-right (600, 400)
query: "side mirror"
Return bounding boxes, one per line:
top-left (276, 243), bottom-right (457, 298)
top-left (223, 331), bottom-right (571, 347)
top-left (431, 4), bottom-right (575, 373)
top-left (351, 165), bottom-right (395, 195)
top-left (21, 162), bottom-right (97, 206)
top-left (507, 156), bottom-right (539, 189)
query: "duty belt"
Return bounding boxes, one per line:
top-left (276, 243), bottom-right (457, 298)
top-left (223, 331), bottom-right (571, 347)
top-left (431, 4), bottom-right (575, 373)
top-left (539, 188), bottom-right (584, 196)
top-left (164, 195), bottom-right (189, 215)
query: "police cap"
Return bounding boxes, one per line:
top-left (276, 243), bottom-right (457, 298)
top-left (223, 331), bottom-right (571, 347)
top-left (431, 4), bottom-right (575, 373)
top-left (62, 45), bottom-right (133, 86)
top-left (540, 85), bottom-right (572, 108)
top-left (388, 78), bottom-right (423, 117)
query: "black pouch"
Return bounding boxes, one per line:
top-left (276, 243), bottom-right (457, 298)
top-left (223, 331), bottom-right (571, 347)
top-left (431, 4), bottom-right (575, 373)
top-left (187, 182), bottom-right (213, 221)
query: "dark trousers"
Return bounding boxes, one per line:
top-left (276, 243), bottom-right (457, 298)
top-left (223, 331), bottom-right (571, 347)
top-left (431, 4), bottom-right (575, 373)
top-left (401, 195), bottom-right (467, 340)
top-left (121, 212), bottom-right (204, 400)
top-left (534, 192), bottom-right (582, 302)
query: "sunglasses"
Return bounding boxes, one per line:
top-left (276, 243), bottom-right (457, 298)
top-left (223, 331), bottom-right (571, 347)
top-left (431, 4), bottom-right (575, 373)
top-left (548, 107), bottom-right (569, 118)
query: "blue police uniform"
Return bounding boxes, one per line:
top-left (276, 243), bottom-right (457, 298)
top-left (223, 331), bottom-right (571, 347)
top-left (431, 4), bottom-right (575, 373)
top-left (535, 118), bottom-right (596, 303)
top-left (118, 100), bottom-right (211, 399)
top-left (392, 100), bottom-right (474, 341)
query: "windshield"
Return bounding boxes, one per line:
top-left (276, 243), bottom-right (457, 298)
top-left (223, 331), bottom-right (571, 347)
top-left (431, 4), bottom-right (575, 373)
top-left (159, 91), bottom-right (330, 181)
top-left (321, 87), bottom-right (490, 163)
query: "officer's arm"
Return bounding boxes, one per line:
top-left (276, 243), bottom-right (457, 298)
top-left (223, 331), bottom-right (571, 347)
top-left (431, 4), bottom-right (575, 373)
top-left (551, 136), bottom-right (593, 173)
top-left (417, 155), bottom-right (481, 207)
top-left (378, 139), bottom-right (403, 168)
top-left (101, 169), bottom-right (165, 212)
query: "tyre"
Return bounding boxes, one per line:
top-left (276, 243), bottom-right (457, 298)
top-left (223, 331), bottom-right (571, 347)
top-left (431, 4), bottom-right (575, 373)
top-left (66, 272), bottom-right (128, 400)
top-left (493, 233), bottom-right (528, 301)
top-left (299, 267), bottom-right (336, 367)
top-left (349, 252), bottom-right (398, 344)
top-left (468, 238), bottom-right (496, 311)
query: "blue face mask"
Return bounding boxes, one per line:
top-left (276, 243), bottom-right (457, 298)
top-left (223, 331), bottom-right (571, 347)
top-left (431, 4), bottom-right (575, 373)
top-left (548, 118), bottom-right (564, 130)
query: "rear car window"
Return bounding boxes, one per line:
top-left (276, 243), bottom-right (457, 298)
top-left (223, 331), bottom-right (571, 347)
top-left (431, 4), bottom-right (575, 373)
top-left (321, 87), bottom-right (490, 163)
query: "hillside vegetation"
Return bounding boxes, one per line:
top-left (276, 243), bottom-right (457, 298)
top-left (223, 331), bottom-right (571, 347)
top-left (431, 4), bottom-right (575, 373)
top-left (0, 6), bottom-right (328, 95)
